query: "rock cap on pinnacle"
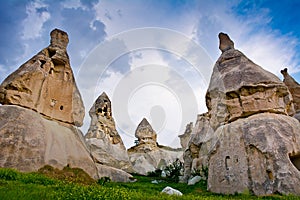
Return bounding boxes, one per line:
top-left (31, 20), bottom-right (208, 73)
top-left (50, 28), bottom-right (69, 49)
top-left (218, 32), bottom-right (234, 53)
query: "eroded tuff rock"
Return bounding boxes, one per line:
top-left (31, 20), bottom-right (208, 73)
top-left (208, 113), bottom-right (300, 195)
top-left (0, 29), bottom-right (84, 126)
top-left (128, 118), bottom-right (182, 175)
top-left (178, 122), bottom-right (193, 149)
top-left (184, 33), bottom-right (300, 196)
top-left (206, 33), bottom-right (294, 130)
top-left (281, 68), bottom-right (300, 113)
top-left (129, 118), bottom-right (158, 153)
top-left (85, 92), bottom-right (133, 172)
top-left (0, 105), bottom-right (98, 178)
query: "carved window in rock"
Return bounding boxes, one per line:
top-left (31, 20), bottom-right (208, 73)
top-left (97, 100), bottom-right (111, 119)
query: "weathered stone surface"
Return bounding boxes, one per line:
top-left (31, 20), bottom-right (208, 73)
top-left (128, 148), bottom-right (182, 175)
top-left (0, 105), bottom-right (98, 178)
top-left (178, 122), bottom-right (193, 149)
top-left (207, 113), bottom-right (300, 195)
top-left (96, 164), bottom-right (133, 182)
top-left (281, 68), bottom-right (300, 113)
top-left (188, 175), bottom-right (202, 185)
top-left (206, 35), bottom-right (294, 130)
top-left (128, 118), bottom-right (182, 175)
top-left (85, 92), bottom-right (132, 172)
top-left (182, 113), bottom-right (214, 182)
top-left (0, 29), bottom-right (84, 126)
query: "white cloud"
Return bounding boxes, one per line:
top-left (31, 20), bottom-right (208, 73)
top-left (21, 0), bottom-right (50, 40)
top-left (194, 1), bottom-right (300, 76)
top-left (60, 0), bottom-right (87, 10)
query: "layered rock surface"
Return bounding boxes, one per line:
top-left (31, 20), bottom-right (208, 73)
top-left (0, 29), bottom-right (84, 126)
top-left (85, 92), bottom-right (133, 172)
top-left (128, 118), bottom-right (182, 175)
top-left (184, 33), bottom-right (300, 195)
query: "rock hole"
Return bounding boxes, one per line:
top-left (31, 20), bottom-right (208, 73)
top-left (289, 154), bottom-right (300, 171)
top-left (49, 68), bottom-right (54, 74)
top-left (266, 169), bottom-right (274, 180)
top-left (225, 156), bottom-right (230, 170)
top-left (48, 49), bottom-right (56, 57)
top-left (97, 108), bottom-right (102, 113)
top-left (40, 60), bottom-right (46, 68)
top-left (60, 105), bottom-right (64, 110)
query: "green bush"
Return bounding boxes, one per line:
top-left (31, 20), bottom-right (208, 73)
top-left (0, 168), bottom-right (19, 180)
top-left (164, 158), bottom-right (183, 183)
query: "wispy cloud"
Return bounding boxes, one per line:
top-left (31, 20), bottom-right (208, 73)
top-left (21, 0), bottom-right (50, 40)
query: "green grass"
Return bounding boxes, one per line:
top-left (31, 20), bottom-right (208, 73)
top-left (0, 167), bottom-right (299, 200)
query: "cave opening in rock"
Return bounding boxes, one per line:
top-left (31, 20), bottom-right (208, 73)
top-left (290, 154), bottom-right (300, 171)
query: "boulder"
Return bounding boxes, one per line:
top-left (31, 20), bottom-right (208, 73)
top-left (0, 29), bottom-right (84, 126)
top-left (96, 164), bottom-right (133, 182)
top-left (0, 105), bottom-right (98, 178)
top-left (188, 175), bottom-right (202, 185)
top-left (161, 186), bottom-right (183, 196)
top-left (85, 92), bottom-right (133, 172)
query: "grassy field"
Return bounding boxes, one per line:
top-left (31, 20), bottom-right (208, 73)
top-left (0, 167), bottom-right (299, 200)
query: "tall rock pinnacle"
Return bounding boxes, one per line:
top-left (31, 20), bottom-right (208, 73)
top-left (0, 28), bottom-right (84, 126)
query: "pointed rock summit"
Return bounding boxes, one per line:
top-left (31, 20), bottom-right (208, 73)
top-left (206, 33), bottom-right (294, 129)
top-left (0, 28), bottom-right (84, 126)
top-left (218, 32), bottom-right (234, 52)
top-left (128, 118), bottom-right (182, 175)
top-left (135, 118), bottom-right (157, 144)
top-left (85, 92), bottom-right (133, 174)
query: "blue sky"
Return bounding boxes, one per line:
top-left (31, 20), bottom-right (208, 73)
top-left (0, 0), bottom-right (300, 148)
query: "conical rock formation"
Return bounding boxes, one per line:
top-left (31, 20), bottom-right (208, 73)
top-left (85, 92), bottom-right (133, 173)
top-left (0, 29), bottom-right (84, 126)
top-left (0, 29), bottom-right (97, 178)
top-left (128, 118), bottom-right (182, 175)
top-left (184, 33), bottom-right (300, 196)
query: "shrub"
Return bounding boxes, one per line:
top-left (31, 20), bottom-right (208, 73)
top-left (97, 177), bottom-right (111, 185)
top-left (147, 168), bottom-right (162, 177)
top-left (0, 168), bottom-right (18, 181)
top-left (164, 158), bottom-right (183, 183)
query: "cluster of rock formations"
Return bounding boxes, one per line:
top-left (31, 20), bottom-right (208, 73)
top-left (0, 29), bottom-right (133, 182)
top-left (1, 29), bottom-right (299, 196)
top-left (0, 29), bottom-right (97, 178)
top-left (128, 118), bottom-right (182, 175)
top-left (182, 33), bottom-right (300, 195)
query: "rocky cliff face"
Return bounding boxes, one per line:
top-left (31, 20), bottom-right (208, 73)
top-left (85, 92), bottom-right (133, 172)
top-left (0, 29), bottom-right (84, 126)
top-left (128, 118), bottom-right (182, 175)
top-left (184, 33), bottom-right (300, 195)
